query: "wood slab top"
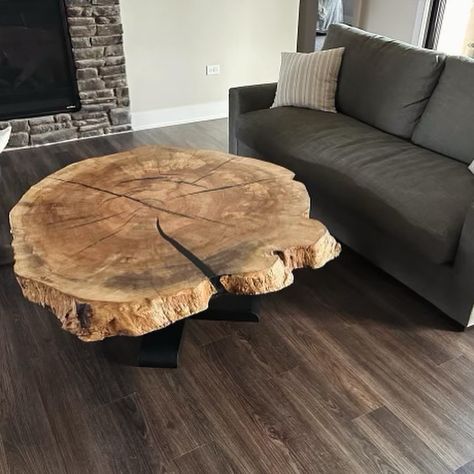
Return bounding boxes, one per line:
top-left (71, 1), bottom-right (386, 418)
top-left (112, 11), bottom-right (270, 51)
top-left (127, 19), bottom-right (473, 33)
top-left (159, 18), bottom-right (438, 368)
top-left (10, 145), bottom-right (340, 341)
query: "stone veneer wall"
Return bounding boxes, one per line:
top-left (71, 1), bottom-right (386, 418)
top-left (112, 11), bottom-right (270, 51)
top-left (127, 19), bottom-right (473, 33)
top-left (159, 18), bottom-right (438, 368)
top-left (2, 0), bottom-right (131, 149)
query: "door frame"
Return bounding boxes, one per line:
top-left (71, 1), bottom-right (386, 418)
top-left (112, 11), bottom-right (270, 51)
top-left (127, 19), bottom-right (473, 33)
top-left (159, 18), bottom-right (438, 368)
top-left (297, 0), bottom-right (318, 52)
top-left (424, 0), bottom-right (448, 48)
top-left (412, 0), bottom-right (434, 46)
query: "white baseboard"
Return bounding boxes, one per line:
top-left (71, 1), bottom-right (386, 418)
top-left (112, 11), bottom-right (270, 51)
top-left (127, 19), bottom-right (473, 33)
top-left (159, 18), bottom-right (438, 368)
top-left (132, 101), bottom-right (228, 131)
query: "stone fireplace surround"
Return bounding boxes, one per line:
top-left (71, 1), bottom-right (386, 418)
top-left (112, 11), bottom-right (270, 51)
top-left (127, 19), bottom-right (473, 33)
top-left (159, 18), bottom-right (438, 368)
top-left (1, 0), bottom-right (131, 149)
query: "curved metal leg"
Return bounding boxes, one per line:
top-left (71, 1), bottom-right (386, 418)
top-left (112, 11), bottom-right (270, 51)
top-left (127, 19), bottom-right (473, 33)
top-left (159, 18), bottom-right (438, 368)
top-left (138, 320), bottom-right (186, 368)
top-left (104, 295), bottom-right (260, 368)
top-left (193, 294), bottom-right (260, 322)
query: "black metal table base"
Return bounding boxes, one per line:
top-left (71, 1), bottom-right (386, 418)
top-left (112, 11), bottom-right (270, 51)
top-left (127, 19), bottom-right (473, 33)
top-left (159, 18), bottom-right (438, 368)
top-left (103, 295), bottom-right (259, 368)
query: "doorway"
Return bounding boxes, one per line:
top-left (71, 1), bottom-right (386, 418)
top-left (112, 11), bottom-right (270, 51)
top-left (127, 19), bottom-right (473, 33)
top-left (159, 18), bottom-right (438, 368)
top-left (297, 0), bottom-right (363, 52)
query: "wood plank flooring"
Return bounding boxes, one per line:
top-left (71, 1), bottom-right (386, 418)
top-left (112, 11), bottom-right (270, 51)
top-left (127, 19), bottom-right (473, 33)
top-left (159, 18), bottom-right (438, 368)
top-left (1, 119), bottom-right (474, 473)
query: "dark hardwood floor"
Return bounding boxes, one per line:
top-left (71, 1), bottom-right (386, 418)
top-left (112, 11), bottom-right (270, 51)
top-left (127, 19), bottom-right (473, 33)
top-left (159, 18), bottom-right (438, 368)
top-left (1, 120), bottom-right (474, 474)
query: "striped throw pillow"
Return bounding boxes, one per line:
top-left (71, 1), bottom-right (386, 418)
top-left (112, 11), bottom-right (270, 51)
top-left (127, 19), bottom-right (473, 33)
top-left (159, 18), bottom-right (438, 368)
top-left (272, 48), bottom-right (345, 113)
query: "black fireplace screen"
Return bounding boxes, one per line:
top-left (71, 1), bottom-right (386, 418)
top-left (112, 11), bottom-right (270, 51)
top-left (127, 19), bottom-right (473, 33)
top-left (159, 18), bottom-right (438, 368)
top-left (0, 0), bottom-right (81, 121)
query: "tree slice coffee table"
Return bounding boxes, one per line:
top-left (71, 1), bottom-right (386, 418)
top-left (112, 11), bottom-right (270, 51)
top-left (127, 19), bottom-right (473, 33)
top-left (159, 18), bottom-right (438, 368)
top-left (10, 145), bottom-right (340, 367)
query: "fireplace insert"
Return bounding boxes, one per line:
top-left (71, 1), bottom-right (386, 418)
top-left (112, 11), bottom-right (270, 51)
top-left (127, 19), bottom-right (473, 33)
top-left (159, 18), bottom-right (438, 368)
top-left (0, 0), bottom-right (81, 121)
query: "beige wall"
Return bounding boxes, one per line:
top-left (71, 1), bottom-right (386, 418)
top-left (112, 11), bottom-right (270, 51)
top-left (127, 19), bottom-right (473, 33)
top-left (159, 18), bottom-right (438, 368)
top-left (120, 0), bottom-right (299, 118)
top-left (359, 0), bottom-right (423, 43)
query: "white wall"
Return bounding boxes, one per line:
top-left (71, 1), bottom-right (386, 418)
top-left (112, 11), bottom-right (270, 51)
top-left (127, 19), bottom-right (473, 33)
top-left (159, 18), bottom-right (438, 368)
top-left (437, 0), bottom-right (474, 55)
top-left (120, 0), bottom-right (299, 129)
top-left (359, 0), bottom-right (428, 44)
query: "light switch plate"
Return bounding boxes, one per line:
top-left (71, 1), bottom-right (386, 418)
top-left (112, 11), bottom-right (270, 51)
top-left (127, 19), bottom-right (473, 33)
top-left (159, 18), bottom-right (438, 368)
top-left (206, 64), bottom-right (221, 75)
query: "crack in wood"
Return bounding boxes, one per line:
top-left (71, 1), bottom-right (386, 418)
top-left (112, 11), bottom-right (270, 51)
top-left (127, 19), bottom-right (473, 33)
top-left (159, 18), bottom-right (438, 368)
top-left (117, 175), bottom-right (208, 189)
top-left (47, 177), bottom-right (229, 226)
top-left (62, 211), bottom-right (127, 230)
top-left (72, 209), bottom-right (142, 256)
top-left (191, 157), bottom-right (235, 184)
top-left (97, 190), bottom-right (165, 208)
top-left (171, 177), bottom-right (278, 200)
top-left (45, 214), bottom-right (93, 227)
top-left (156, 218), bottom-right (222, 290)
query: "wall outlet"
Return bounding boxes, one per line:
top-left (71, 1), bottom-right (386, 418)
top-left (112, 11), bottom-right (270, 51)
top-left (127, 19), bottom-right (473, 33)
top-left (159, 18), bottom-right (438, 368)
top-left (206, 64), bottom-right (221, 76)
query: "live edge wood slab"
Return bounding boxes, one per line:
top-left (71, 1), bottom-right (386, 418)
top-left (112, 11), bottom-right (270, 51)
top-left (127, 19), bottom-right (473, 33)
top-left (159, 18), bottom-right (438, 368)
top-left (9, 145), bottom-right (341, 342)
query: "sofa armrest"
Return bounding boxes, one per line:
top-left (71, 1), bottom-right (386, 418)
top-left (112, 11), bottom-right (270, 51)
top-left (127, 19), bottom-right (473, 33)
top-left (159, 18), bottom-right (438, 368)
top-left (457, 201), bottom-right (474, 266)
top-left (453, 201), bottom-right (474, 325)
top-left (228, 83), bottom-right (277, 154)
top-left (460, 201), bottom-right (474, 248)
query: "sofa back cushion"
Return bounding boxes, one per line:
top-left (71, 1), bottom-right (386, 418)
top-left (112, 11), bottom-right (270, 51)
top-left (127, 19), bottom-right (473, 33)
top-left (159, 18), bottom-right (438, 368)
top-left (323, 24), bottom-right (446, 138)
top-left (412, 56), bottom-right (474, 165)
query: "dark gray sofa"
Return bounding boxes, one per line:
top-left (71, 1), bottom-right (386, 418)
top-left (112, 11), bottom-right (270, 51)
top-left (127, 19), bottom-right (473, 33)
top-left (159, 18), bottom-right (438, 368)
top-left (229, 24), bottom-right (474, 327)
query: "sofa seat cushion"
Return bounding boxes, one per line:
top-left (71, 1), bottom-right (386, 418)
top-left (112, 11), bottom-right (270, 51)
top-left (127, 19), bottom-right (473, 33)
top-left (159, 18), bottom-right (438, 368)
top-left (237, 107), bottom-right (474, 264)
